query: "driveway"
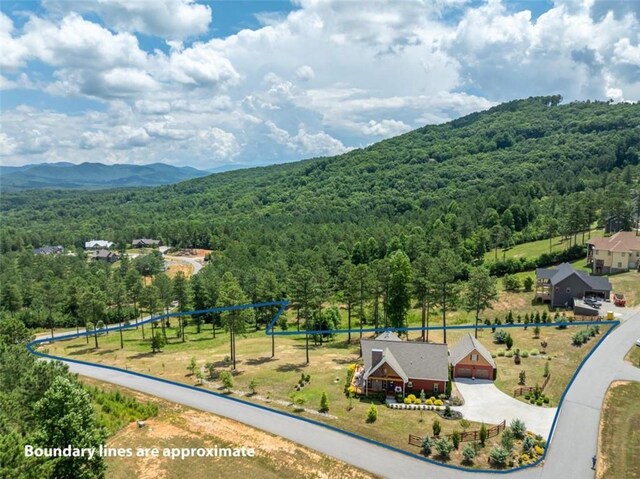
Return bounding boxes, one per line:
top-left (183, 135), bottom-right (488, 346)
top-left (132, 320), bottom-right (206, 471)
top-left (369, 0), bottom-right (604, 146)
top-left (453, 379), bottom-right (557, 437)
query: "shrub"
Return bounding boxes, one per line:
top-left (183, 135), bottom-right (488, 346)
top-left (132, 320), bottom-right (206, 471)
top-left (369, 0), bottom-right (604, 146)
top-left (503, 274), bottom-right (521, 292)
top-left (219, 370), bottom-right (233, 392)
top-left (496, 348), bottom-right (506, 357)
top-left (187, 357), bottom-right (197, 375)
top-left (521, 350), bottom-right (529, 358)
top-left (444, 405), bottom-right (452, 417)
top-left (505, 350), bottom-right (514, 358)
top-left (425, 397), bottom-right (434, 405)
top-left (522, 436), bottom-right (535, 454)
top-left (505, 334), bottom-right (514, 350)
top-left (434, 438), bottom-right (454, 458)
top-left (524, 393), bottom-right (530, 400)
top-left (432, 418), bottom-right (442, 436)
top-left (534, 445), bottom-right (544, 456)
top-left (543, 396), bottom-right (550, 404)
top-left (459, 419), bottom-right (471, 431)
top-left (520, 453), bottom-right (530, 464)
top-left (462, 444), bottom-right (476, 464)
top-left (536, 399), bottom-right (543, 406)
top-left (518, 371), bottom-right (526, 385)
top-left (533, 326), bottom-right (540, 337)
top-left (366, 404), bottom-right (378, 423)
top-left (523, 276), bottom-right (534, 291)
top-left (319, 392), bottom-right (329, 412)
top-left (434, 399), bottom-right (444, 406)
top-left (404, 397), bottom-right (412, 404)
top-left (494, 330), bottom-right (508, 344)
top-left (479, 423), bottom-right (488, 446)
top-left (248, 379), bottom-right (258, 395)
top-left (292, 395), bottom-right (306, 411)
top-left (510, 419), bottom-right (526, 439)
top-left (529, 349), bottom-right (539, 356)
top-left (406, 394), bottom-right (417, 403)
top-left (489, 445), bottom-right (510, 466)
top-left (501, 427), bottom-right (515, 451)
top-left (451, 430), bottom-right (461, 450)
top-left (421, 436), bottom-right (434, 456)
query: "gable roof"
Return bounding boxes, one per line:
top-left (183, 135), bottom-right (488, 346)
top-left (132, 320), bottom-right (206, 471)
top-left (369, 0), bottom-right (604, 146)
top-left (449, 333), bottom-right (496, 368)
top-left (536, 262), bottom-right (611, 291)
top-left (132, 238), bottom-right (161, 245)
top-left (85, 240), bottom-right (114, 249)
top-left (375, 330), bottom-right (402, 342)
top-left (361, 336), bottom-right (449, 382)
top-left (366, 348), bottom-right (409, 383)
top-left (587, 231), bottom-right (640, 253)
top-left (93, 249), bottom-right (118, 259)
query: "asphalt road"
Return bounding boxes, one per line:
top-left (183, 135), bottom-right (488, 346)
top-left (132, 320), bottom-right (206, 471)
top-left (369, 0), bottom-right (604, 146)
top-left (50, 308), bottom-right (640, 479)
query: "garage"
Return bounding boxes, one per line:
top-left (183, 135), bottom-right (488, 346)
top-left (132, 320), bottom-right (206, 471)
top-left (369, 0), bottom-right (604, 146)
top-left (473, 368), bottom-right (491, 380)
top-left (450, 333), bottom-right (497, 382)
top-left (457, 367), bottom-right (472, 377)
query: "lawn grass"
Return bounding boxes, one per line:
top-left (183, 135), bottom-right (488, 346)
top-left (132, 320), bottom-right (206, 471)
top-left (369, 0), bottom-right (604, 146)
top-left (483, 229), bottom-right (603, 263)
top-left (596, 381), bottom-right (640, 479)
top-left (626, 345), bottom-right (640, 368)
top-left (80, 379), bottom-right (377, 479)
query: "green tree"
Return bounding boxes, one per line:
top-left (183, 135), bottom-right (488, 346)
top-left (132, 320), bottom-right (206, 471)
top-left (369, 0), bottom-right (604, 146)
top-left (432, 249), bottom-right (460, 344)
top-left (319, 391), bottom-right (329, 412)
top-left (387, 250), bottom-right (412, 333)
top-left (488, 445), bottom-right (509, 466)
top-left (462, 444), bottom-right (476, 464)
top-left (465, 266), bottom-right (498, 339)
top-left (412, 254), bottom-right (435, 342)
top-left (434, 437), bottom-right (453, 458)
top-left (366, 404), bottom-right (378, 423)
top-left (432, 418), bottom-right (441, 436)
top-left (218, 272), bottom-right (251, 370)
top-left (479, 423), bottom-right (488, 446)
top-left (151, 331), bottom-right (166, 353)
top-left (219, 370), bottom-right (233, 392)
top-left (451, 429), bottom-right (461, 450)
top-left (33, 376), bottom-right (106, 479)
top-left (0, 317), bottom-right (32, 345)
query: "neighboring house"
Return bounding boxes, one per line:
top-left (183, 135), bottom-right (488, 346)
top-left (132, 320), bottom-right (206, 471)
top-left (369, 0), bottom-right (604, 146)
top-left (85, 240), bottom-right (114, 249)
top-left (359, 332), bottom-right (449, 396)
top-left (33, 245), bottom-right (63, 255)
top-left (92, 249), bottom-right (119, 263)
top-left (132, 238), bottom-right (162, 248)
top-left (449, 333), bottom-right (496, 380)
top-left (535, 262), bottom-right (612, 308)
top-left (586, 231), bottom-right (640, 275)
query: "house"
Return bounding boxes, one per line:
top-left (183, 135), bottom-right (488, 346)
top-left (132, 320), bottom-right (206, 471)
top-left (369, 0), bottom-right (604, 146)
top-left (92, 249), bottom-right (119, 263)
top-left (33, 245), bottom-right (63, 255)
top-left (449, 333), bottom-right (496, 380)
top-left (85, 240), bottom-right (114, 249)
top-left (535, 262), bottom-right (612, 308)
top-left (586, 231), bottom-right (640, 275)
top-left (359, 332), bottom-right (449, 396)
top-left (132, 238), bottom-right (162, 248)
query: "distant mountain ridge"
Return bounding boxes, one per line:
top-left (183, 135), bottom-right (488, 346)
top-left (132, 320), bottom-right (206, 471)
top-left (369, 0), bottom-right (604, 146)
top-left (0, 162), bottom-right (210, 190)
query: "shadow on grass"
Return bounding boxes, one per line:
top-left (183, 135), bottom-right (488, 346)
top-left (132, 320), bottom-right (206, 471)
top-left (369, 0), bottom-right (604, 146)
top-left (245, 356), bottom-right (275, 366)
top-left (67, 347), bottom-right (100, 356)
top-left (129, 351), bottom-right (157, 360)
top-left (276, 362), bottom-right (307, 373)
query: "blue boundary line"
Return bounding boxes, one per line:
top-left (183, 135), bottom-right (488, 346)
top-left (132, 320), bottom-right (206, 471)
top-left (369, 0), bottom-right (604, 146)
top-left (26, 302), bottom-right (620, 475)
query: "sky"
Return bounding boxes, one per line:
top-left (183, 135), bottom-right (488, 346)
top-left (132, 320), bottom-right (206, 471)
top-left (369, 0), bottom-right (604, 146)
top-left (0, 0), bottom-right (639, 170)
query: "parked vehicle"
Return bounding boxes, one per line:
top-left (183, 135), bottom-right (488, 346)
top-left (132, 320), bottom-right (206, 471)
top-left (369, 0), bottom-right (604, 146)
top-left (614, 293), bottom-right (626, 307)
top-left (636, 338), bottom-right (640, 347)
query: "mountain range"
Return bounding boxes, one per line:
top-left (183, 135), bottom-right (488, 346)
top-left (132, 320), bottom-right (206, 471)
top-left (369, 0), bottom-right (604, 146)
top-left (0, 162), bottom-right (210, 190)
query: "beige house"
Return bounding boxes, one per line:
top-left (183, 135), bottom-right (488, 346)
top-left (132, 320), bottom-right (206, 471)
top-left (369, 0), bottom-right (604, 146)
top-left (587, 231), bottom-right (640, 275)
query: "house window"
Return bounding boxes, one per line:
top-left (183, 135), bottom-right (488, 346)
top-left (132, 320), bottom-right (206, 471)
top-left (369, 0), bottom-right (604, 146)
top-left (566, 287), bottom-right (571, 294)
top-left (433, 383), bottom-right (439, 393)
top-left (471, 354), bottom-right (478, 362)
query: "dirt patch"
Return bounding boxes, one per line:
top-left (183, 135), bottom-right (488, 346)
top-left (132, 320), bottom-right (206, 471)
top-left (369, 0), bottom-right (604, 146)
top-left (166, 263), bottom-right (192, 278)
top-left (596, 380), bottom-right (630, 479)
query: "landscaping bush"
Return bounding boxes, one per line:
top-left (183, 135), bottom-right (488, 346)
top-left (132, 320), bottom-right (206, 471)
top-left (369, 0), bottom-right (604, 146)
top-left (406, 394), bottom-right (417, 403)
top-left (462, 444), bottom-right (476, 464)
top-left (494, 330), bottom-right (508, 344)
top-left (425, 397), bottom-right (434, 406)
top-left (434, 399), bottom-right (444, 406)
top-left (518, 371), bottom-right (526, 385)
top-left (434, 438), bottom-right (454, 459)
top-left (501, 427), bottom-right (515, 451)
top-left (529, 349), bottom-right (539, 356)
top-left (432, 418), bottom-right (442, 436)
top-left (503, 274), bottom-right (522, 292)
top-left (421, 437), bottom-right (434, 456)
top-left (510, 419), bottom-right (526, 439)
top-left (489, 446), bottom-right (510, 466)
top-left (496, 348), bottom-right (506, 357)
top-left (366, 404), bottom-right (378, 423)
top-left (479, 423), bottom-right (488, 446)
top-left (505, 334), bottom-right (514, 350)
top-left (522, 436), bottom-right (535, 454)
top-left (505, 350), bottom-right (514, 358)
top-left (534, 445), bottom-right (544, 456)
top-left (319, 392), bottom-right (329, 412)
top-left (521, 350), bottom-right (529, 358)
top-left (219, 371), bottom-right (233, 392)
top-left (451, 430), bottom-right (461, 450)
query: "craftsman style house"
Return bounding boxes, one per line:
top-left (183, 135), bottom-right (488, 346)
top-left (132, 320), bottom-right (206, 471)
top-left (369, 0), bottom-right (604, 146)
top-left (535, 262), bottom-right (612, 308)
top-left (132, 238), bottom-right (162, 248)
top-left (91, 249), bottom-right (119, 263)
top-left (586, 231), bottom-right (640, 275)
top-left (84, 240), bottom-right (114, 249)
top-left (449, 333), bottom-right (496, 380)
top-left (359, 332), bottom-right (449, 396)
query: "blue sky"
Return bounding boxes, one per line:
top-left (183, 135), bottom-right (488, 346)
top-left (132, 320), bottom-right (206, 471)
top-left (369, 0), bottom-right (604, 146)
top-left (1, 0), bottom-right (639, 168)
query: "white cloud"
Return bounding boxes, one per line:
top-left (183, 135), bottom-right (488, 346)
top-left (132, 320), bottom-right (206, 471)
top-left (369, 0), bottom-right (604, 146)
top-left (360, 119), bottom-right (411, 136)
top-left (43, 0), bottom-right (212, 40)
top-left (295, 65), bottom-right (315, 82)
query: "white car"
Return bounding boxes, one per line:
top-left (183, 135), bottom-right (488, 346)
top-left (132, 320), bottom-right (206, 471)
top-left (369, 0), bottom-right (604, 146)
top-left (636, 338), bottom-right (640, 347)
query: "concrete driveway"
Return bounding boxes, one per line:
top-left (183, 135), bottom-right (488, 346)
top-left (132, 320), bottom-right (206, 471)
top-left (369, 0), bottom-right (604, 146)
top-left (453, 379), bottom-right (557, 437)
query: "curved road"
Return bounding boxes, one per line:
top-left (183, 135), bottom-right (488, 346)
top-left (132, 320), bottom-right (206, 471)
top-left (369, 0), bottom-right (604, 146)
top-left (50, 308), bottom-right (640, 479)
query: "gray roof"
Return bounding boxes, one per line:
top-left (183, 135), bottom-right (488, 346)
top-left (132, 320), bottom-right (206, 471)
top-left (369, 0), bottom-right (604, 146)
top-left (449, 333), bottom-right (496, 368)
top-left (366, 348), bottom-right (409, 383)
top-left (361, 337), bottom-right (449, 382)
top-left (536, 262), bottom-right (611, 291)
top-left (375, 330), bottom-right (402, 342)
top-left (93, 249), bottom-right (117, 259)
top-left (132, 238), bottom-right (161, 245)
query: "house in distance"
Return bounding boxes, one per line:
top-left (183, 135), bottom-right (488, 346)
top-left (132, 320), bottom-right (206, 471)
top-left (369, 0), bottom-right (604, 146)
top-left (91, 249), bottom-right (119, 263)
top-left (586, 231), bottom-right (640, 275)
top-left (132, 238), bottom-right (162, 248)
top-left (535, 262), bottom-right (612, 308)
top-left (84, 240), bottom-right (114, 249)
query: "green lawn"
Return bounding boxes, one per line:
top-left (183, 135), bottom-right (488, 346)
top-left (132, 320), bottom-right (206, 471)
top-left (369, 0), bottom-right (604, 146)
top-left (484, 230), bottom-right (603, 263)
top-left (626, 345), bottom-right (640, 368)
top-left (597, 381), bottom-right (640, 479)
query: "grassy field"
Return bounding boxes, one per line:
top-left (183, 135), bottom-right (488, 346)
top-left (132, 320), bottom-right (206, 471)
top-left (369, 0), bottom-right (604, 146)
top-left (626, 345), bottom-right (640, 368)
top-left (596, 381), bottom-right (640, 479)
top-left (483, 230), bottom-right (603, 263)
top-left (81, 379), bottom-right (376, 479)
top-left (46, 322), bottom-right (520, 468)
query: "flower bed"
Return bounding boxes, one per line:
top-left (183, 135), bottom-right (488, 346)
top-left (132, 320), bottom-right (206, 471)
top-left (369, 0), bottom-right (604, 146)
top-left (387, 403), bottom-right (443, 411)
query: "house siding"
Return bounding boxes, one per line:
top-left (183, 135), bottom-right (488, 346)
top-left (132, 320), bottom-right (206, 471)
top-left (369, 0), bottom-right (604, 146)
top-left (407, 379), bottom-right (446, 395)
top-left (552, 276), bottom-right (610, 308)
top-left (454, 364), bottom-right (494, 380)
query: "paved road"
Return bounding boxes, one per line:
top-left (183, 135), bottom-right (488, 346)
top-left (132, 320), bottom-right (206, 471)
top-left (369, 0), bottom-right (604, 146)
top-left (164, 255), bottom-right (204, 275)
top-left (453, 380), bottom-right (557, 437)
top-left (44, 308), bottom-right (640, 479)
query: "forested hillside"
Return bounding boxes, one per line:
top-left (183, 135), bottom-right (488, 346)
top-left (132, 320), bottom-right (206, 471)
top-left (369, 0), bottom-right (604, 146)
top-left (1, 97), bottom-right (639, 329)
